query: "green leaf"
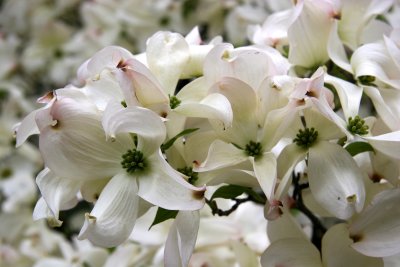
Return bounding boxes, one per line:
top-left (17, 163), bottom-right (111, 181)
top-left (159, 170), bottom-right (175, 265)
top-left (210, 184), bottom-right (265, 204)
top-left (161, 128), bottom-right (199, 152)
top-left (345, 141), bottom-right (374, 157)
top-left (149, 207), bottom-right (178, 229)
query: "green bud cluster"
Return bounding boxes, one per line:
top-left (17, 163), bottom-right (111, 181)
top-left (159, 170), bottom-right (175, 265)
top-left (294, 127), bottom-right (318, 149)
top-left (358, 75), bottom-right (375, 86)
top-left (121, 149), bottom-right (147, 173)
top-left (245, 141), bottom-right (263, 157)
top-left (347, 116), bottom-right (369, 135)
top-left (169, 95), bottom-right (181, 109)
top-left (177, 166), bottom-right (198, 185)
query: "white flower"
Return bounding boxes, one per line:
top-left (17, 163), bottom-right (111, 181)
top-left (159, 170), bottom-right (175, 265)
top-left (17, 87), bottom-right (205, 247)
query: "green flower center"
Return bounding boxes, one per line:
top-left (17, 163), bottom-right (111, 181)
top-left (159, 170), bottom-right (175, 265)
top-left (0, 168), bottom-right (12, 179)
top-left (177, 166), bottom-right (198, 185)
top-left (121, 149), bottom-right (147, 173)
top-left (245, 141), bottom-right (263, 157)
top-left (294, 127), bottom-right (318, 149)
top-left (169, 95), bottom-right (181, 109)
top-left (347, 116), bottom-right (369, 135)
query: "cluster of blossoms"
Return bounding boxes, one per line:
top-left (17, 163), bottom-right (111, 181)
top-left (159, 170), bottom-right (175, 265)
top-left (0, 0), bottom-right (285, 90)
top-left (2, 0), bottom-right (400, 266)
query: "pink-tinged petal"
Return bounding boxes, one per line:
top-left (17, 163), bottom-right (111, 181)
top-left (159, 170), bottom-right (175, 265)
top-left (78, 172), bottom-right (139, 248)
top-left (115, 59), bottom-right (169, 115)
top-left (146, 31), bottom-right (190, 96)
top-left (350, 188), bottom-right (400, 257)
top-left (164, 211), bottom-right (200, 267)
top-left (260, 238), bottom-right (323, 267)
top-left (327, 21), bottom-right (353, 73)
top-left (364, 131), bottom-right (400, 160)
top-left (276, 143), bottom-right (307, 200)
top-left (79, 46), bottom-right (134, 81)
top-left (175, 93), bottom-right (233, 128)
top-left (102, 101), bottom-right (166, 156)
top-left (250, 8), bottom-right (298, 48)
top-left (36, 168), bottom-right (80, 220)
top-left (363, 86), bottom-right (400, 131)
top-left (250, 152), bottom-right (277, 201)
top-left (37, 97), bottom-right (125, 180)
top-left (137, 151), bottom-right (205, 211)
top-left (193, 140), bottom-right (248, 172)
top-left (185, 27), bottom-right (202, 45)
top-left (322, 223), bottom-right (384, 267)
top-left (325, 74), bottom-right (363, 119)
top-left (308, 141), bottom-right (365, 220)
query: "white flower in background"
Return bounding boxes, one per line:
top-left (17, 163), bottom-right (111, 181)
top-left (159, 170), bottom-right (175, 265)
top-left (33, 237), bottom-right (109, 267)
top-left (338, 0), bottom-right (394, 50)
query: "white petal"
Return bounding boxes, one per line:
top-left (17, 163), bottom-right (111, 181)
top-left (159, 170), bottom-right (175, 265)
top-left (250, 152), bottom-right (277, 201)
top-left (350, 188), bottom-right (400, 257)
top-left (146, 31), bottom-right (190, 95)
top-left (164, 211), bottom-right (200, 267)
top-left (363, 86), bottom-right (400, 131)
top-left (351, 41), bottom-right (400, 90)
top-left (80, 178), bottom-right (110, 203)
top-left (36, 168), bottom-right (80, 220)
top-left (260, 104), bottom-right (300, 150)
top-left (288, 0), bottom-right (334, 67)
top-left (260, 238), bottom-right (322, 267)
top-left (115, 65), bottom-right (169, 116)
top-left (102, 101), bottom-right (166, 156)
top-left (267, 210), bottom-right (309, 242)
top-left (193, 140), bottom-right (247, 172)
top-left (209, 77), bottom-right (259, 146)
top-left (276, 143), bottom-right (307, 200)
top-left (32, 197), bottom-right (63, 227)
top-left (339, 0), bottom-right (393, 49)
top-left (308, 141), bottom-right (365, 219)
top-left (364, 131), bottom-right (400, 160)
top-left (204, 44), bottom-right (279, 89)
top-left (137, 151), bottom-right (205, 211)
top-left (37, 95), bottom-right (127, 180)
top-left (78, 172), bottom-right (139, 247)
top-left (324, 74), bottom-right (363, 119)
top-left (175, 93), bottom-right (233, 128)
top-left (322, 223), bottom-right (384, 267)
top-left (327, 20), bottom-right (353, 73)
top-left (303, 102), bottom-right (347, 140)
top-left (15, 109), bottom-right (40, 147)
top-left (82, 46), bottom-right (134, 80)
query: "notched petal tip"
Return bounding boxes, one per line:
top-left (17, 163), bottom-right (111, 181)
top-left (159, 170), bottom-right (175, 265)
top-left (192, 188), bottom-right (206, 200)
